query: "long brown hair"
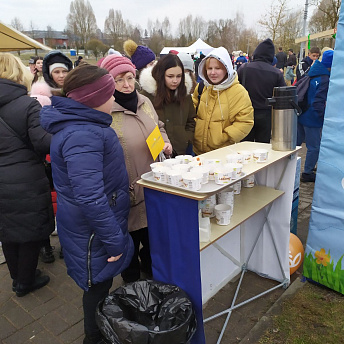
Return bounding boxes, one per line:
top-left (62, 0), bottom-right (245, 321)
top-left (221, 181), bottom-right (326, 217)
top-left (151, 54), bottom-right (186, 109)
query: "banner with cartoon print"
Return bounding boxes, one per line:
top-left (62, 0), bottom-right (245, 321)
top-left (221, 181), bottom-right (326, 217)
top-left (303, 7), bottom-right (344, 293)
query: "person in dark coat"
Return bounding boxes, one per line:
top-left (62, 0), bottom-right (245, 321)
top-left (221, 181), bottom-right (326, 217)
top-left (275, 47), bottom-right (287, 70)
top-left (74, 55), bottom-right (83, 68)
top-left (0, 53), bottom-right (53, 297)
top-left (296, 46), bottom-right (321, 81)
top-left (40, 50), bottom-right (73, 263)
top-left (42, 50), bottom-right (73, 89)
top-left (238, 38), bottom-right (286, 143)
top-left (40, 63), bottom-right (134, 344)
top-left (235, 52), bottom-right (248, 70)
top-left (287, 49), bottom-right (297, 83)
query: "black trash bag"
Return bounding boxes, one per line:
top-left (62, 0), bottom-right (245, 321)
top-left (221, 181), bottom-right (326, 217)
top-left (96, 279), bottom-right (197, 344)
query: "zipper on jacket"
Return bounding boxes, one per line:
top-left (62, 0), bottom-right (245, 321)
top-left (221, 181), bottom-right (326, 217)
top-left (110, 191), bottom-right (117, 207)
top-left (87, 233), bottom-right (95, 288)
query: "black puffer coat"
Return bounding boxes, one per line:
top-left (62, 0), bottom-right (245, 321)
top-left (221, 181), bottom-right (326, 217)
top-left (0, 78), bottom-right (54, 243)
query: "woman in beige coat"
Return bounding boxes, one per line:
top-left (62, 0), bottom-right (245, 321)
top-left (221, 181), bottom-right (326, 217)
top-left (101, 55), bottom-right (172, 282)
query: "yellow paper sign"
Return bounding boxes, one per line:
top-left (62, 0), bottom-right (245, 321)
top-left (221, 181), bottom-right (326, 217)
top-left (146, 125), bottom-right (164, 161)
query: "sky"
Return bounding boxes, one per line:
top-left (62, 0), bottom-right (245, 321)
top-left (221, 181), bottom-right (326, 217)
top-left (2, 0), bottom-right (311, 35)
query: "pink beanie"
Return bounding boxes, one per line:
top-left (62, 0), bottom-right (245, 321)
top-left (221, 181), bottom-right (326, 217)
top-left (100, 55), bottom-right (136, 79)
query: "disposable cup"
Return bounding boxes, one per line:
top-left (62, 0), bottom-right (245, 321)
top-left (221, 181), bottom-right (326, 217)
top-left (200, 195), bottom-right (216, 217)
top-left (215, 204), bottom-right (232, 226)
top-left (152, 167), bottom-right (169, 183)
top-left (163, 159), bottom-right (181, 168)
top-left (237, 150), bottom-right (253, 164)
top-left (224, 163), bottom-right (243, 179)
top-left (214, 167), bottom-right (233, 185)
top-left (192, 156), bottom-right (204, 166)
top-left (217, 187), bottom-right (234, 206)
top-left (182, 172), bottom-right (202, 191)
top-left (175, 155), bottom-right (194, 164)
top-left (190, 166), bottom-right (210, 184)
top-left (233, 181), bottom-right (242, 195)
top-left (150, 162), bottom-right (164, 171)
top-left (204, 159), bottom-right (222, 180)
top-left (172, 164), bottom-right (190, 173)
top-left (226, 153), bottom-right (243, 164)
top-left (166, 170), bottom-right (183, 187)
top-left (253, 149), bottom-right (269, 163)
top-left (242, 174), bottom-right (255, 188)
top-left (204, 158), bottom-right (222, 166)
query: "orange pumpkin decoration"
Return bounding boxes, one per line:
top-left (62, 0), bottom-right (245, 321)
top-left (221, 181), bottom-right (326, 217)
top-left (289, 233), bottom-right (304, 275)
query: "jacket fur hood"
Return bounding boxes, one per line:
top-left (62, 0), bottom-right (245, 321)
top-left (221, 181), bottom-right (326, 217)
top-left (139, 65), bottom-right (193, 96)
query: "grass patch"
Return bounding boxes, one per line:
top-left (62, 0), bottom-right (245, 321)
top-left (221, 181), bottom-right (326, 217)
top-left (258, 281), bottom-right (344, 344)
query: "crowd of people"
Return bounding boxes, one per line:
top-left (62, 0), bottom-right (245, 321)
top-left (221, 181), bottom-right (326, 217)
top-left (0, 36), bottom-right (335, 343)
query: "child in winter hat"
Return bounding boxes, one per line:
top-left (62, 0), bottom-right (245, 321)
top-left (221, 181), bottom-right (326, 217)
top-left (321, 50), bottom-right (334, 69)
top-left (123, 39), bottom-right (155, 71)
top-left (177, 52), bottom-right (194, 72)
top-left (30, 82), bottom-right (52, 106)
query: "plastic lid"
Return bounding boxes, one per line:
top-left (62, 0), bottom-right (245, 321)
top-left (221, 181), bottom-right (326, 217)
top-left (273, 86), bottom-right (297, 98)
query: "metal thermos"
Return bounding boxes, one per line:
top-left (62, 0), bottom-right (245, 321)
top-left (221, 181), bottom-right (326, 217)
top-left (267, 86), bottom-right (301, 151)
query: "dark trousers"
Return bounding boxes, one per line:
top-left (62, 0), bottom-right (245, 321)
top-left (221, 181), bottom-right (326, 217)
top-left (121, 227), bottom-right (151, 282)
top-left (243, 110), bottom-right (271, 143)
top-left (2, 240), bottom-right (42, 285)
top-left (83, 279), bottom-right (113, 337)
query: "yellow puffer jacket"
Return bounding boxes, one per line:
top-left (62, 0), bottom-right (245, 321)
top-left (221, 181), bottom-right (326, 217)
top-left (192, 75), bottom-right (253, 155)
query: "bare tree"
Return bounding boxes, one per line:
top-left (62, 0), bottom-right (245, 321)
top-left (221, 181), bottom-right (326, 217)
top-left (46, 25), bottom-right (54, 48)
top-left (104, 9), bottom-right (126, 50)
top-left (66, 0), bottom-right (98, 54)
top-left (11, 17), bottom-right (24, 31)
top-left (161, 17), bottom-right (172, 39)
top-left (258, 0), bottom-right (288, 42)
top-left (29, 21), bottom-right (37, 38)
top-left (310, 0), bottom-right (341, 29)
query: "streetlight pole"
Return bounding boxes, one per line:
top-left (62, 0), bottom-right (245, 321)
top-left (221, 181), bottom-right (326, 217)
top-left (300, 0), bottom-right (309, 61)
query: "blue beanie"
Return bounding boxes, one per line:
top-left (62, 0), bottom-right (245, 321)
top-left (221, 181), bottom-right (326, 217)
top-left (321, 50), bottom-right (334, 69)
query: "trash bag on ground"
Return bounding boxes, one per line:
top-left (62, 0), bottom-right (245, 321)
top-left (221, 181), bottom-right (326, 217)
top-left (96, 279), bottom-right (197, 344)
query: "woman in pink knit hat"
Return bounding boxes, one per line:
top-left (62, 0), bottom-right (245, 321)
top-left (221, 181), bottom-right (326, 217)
top-left (101, 55), bottom-right (172, 282)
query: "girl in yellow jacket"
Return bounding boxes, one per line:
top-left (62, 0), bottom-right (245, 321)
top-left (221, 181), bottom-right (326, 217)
top-left (192, 47), bottom-right (254, 155)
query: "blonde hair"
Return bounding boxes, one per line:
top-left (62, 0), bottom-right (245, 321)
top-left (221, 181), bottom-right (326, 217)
top-left (203, 57), bottom-right (227, 85)
top-left (0, 53), bottom-right (33, 90)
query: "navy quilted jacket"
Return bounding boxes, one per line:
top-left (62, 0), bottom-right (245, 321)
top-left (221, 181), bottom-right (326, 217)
top-left (40, 96), bottom-right (134, 291)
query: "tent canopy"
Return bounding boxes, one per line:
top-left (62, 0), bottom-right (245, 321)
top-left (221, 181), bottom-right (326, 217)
top-left (160, 38), bottom-right (213, 56)
top-left (0, 21), bottom-right (52, 52)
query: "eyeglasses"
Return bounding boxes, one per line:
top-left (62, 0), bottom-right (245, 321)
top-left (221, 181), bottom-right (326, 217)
top-left (114, 76), bottom-right (135, 86)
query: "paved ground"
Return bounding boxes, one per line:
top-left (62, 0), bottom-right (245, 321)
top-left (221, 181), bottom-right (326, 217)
top-left (0, 145), bottom-right (313, 344)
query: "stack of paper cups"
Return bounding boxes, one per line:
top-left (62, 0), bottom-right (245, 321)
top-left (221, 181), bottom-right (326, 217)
top-left (242, 174), bottom-right (255, 188)
top-left (217, 187), bottom-right (234, 206)
top-left (201, 195), bottom-right (216, 218)
top-left (233, 181), bottom-right (241, 195)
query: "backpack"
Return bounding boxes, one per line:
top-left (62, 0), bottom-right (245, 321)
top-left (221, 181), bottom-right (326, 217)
top-left (294, 75), bottom-right (311, 113)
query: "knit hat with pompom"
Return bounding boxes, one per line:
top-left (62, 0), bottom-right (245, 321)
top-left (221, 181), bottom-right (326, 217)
top-left (123, 39), bottom-right (155, 71)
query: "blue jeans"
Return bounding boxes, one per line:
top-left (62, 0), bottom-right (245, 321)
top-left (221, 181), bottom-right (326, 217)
top-left (297, 123), bottom-right (322, 174)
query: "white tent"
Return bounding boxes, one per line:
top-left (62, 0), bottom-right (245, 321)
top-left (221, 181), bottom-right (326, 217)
top-left (188, 38), bottom-right (213, 55)
top-left (159, 38), bottom-right (213, 56)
